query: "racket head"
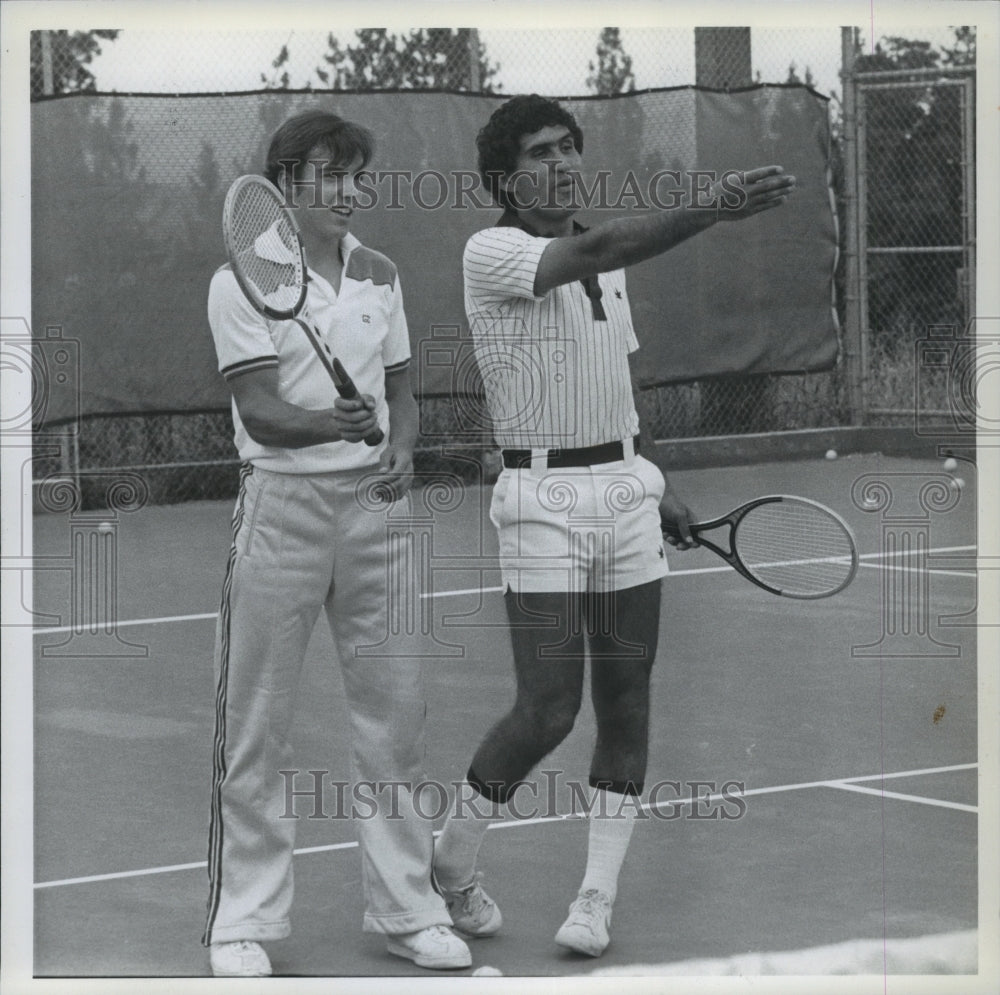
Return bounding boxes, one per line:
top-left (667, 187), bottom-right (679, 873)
top-left (728, 495), bottom-right (858, 599)
top-left (222, 175), bottom-right (307, 320)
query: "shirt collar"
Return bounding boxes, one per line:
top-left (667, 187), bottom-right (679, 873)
top-left (495, 210), bottom-right (587, 237)
top-left (337, 232), bottom-right (362, 261)
top-left (307, 233), bottom-right (364, 299)
top-left (309, 232), bottom-right (361, 282)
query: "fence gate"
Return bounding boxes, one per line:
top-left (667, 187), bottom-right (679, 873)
top-left (845, 63), bottom-right (976, 426)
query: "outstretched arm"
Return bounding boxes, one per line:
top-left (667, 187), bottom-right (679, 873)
top-left (534, 165), bottom-right (795, 295)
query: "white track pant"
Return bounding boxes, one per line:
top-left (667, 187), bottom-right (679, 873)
top-left (203, 464), bottom-right (449, 943)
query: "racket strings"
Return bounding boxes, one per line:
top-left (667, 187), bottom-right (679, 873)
top-left (734, 502), bottom-right (856, 597)
top-left (227, 184), bottom-right (303, 312)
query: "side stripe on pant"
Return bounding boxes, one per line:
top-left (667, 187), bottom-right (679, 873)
top-left (202, 462), bottom-right (254, 946)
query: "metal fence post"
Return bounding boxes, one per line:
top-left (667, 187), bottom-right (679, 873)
top-left (40, 30), bottom-right (54, 96)
top-left (694, 27), bottom-right (765, 437)
top-left (467, 29), bottom-right (481, 92)
top-left (840, 27), bottom-right (865, 426)
top-left (961, 74), bottom-right (976, 323)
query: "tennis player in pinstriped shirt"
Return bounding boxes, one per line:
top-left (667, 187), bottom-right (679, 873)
top-left (431, 95), bottom-right (796, 956)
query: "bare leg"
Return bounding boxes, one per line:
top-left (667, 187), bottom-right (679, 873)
top-left (434, 589), bottom-right (586, 888)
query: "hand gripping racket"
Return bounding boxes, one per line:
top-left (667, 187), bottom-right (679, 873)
top-left (662, 495), bottom-right (858, 599)
top-left (222, 174), bottom-right (384, 447)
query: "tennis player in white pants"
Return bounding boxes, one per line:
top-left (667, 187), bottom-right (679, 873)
top-left (203, 109), bottom-right (470, 976)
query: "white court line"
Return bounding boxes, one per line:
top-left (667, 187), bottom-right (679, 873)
top-left (35, 859), bottom-right (210, 887)
top-left (33, 612), bottom-right (218, 636)
top-left (825, 781), bottom-right (978, 813)
top-left (421, 584), bottom-right (506, 599)
top-left (33, 762), bottom-right (976, 890)
top-left (418, 545), bottom-right (978, 600)
top-left (30, 546), bottom-right (977, 628)
top-left (857, 545), bottom-right (975, 559)
top-left (858, 561), bottom-right (976, 579)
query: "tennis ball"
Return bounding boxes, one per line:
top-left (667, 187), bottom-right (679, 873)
top-left (825, 449), bottom-right (838, 460)
top-left (98, 521), bottom-right (114, 534)
top-left (951, 476), bottom-right (965, 491)
top-left (472, 966), bottom-right (504, 976)
top-left (943, 457), bottom-right (958, 472)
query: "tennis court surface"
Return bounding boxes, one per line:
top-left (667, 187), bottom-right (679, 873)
top-left (30, 453), bottom-right (984, 983)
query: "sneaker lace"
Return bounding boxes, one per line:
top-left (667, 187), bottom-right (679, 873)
top-left (569, 889), bottom-right (609, 925)
top-left (453, 872), bottom-right (489, 916)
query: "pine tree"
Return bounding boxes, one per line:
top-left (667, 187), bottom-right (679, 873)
top-left (785, 62), bottom-right (816, 87)
top-left (313, 28), bottom-right (499, 92)
top-left (587, 28), bottom-right (635, 95)
top-left (30, 30), bottom-right (119, 98)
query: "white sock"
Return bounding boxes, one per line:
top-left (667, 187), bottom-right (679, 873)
top-left (578, 789), bottom-right (638, 904)
top-left (433, 782), bottom-right (500, 890)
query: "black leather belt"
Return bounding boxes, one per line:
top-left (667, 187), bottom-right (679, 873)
top-left (502, 436), bottom-right (640, 469)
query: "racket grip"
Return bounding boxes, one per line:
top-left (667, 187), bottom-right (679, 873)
top-left (660, 517), bottom-right (682, 540)
top-left (332, 358), bottom-right (384, 447)
top-left (660, 515), bottom-right (698, 546)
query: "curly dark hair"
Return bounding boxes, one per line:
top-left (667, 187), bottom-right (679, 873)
top-left (477, 95), bottom-right (584, 208)
top-left (264, 110), bottom-right (375, 189)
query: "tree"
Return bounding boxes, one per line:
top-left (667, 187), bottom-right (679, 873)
top-left (30, 30), bottom-right (119, 98)
top-left (587, 28), bottom-right (635, 95)
top-left (785, 62), bottom-right (816, 88)
top-left (942, 26), bottom-right (976, 67)
top-left (313, 28), bottom-right (500, 91)
top-left (260, 44), bottom-right (293, 90)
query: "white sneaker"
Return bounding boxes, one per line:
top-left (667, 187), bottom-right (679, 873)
top-left (386, 924), bottom-right (472, 970)
top-left (432, 869), bottom-right (503, 938)
top-left (554, 889), bottom-right (613, 957)
top-left (209, 940), bottom-right (272, 977)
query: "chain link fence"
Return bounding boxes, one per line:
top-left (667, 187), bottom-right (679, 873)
top-left (29, 25), bottom-right (975, 508)
top-left (856, 69), bottom-right (974, 426)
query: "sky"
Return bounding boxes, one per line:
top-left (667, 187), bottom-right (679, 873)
top-left (86, 26), bottom-right (842, 97)
top-left (82, 21), bottom-right (967, 102)
top-left (6, 0), bottom-right (970, 105)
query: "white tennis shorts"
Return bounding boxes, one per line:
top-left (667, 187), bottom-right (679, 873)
top-left (490, 451), bottom-right (670, 593)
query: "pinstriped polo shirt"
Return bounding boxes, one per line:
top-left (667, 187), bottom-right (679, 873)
top-left (464, 214), bottom-right (640, 450)
top-left (208, 232), bottom-right (410, 474)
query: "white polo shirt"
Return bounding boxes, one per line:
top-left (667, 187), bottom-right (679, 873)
top-left (464, 222), bottom-right (640, 450)
top-left (208, 232), bottom-right (410, 473)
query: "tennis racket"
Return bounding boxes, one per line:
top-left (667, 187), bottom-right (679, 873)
top-left (661, 495), bottom-right (858, 599)
top-left (222, 174), bottom-right (384, 447)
